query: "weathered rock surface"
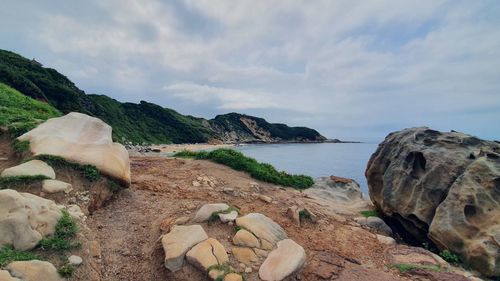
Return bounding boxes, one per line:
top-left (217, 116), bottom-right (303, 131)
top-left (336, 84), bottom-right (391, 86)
top-left (18, 112), bottom-right (131, 186)
top-left (232, 247), bottom-right (258, 265)
top-left (233, 229), bottom-right (260, 248)
top-left (0, 189), bottom-right (61, 250)
top-left (186, 238), bottom-right (228, 272)
top-left (376, 234), bottom-right (396, 246)
top-left (355, 217), bottom-right (393, 236)
top-left (6, 260), bottom-right (64, 281)
top-left (366, 127), bottom-right (500, 276)
top-left (0, 270), bottom-right (20, 281)
top-left (42, 179), bottom-right (72, 194)
top-left (219, 210), bottom-right (238, 223)
top-left (236, 213), bottom-right (287, 249)
top-left (224, 273), bottom-right (243, 281)
top-left (0, 160), bottom-right (55, 179)
top-left (259, 239), bottom-right (306, 281)
top-left (385, 245), bottom-right (448, 268)
top-left (161, 225), bottom-right (208, 271)
top-left (192, 203), bottom-right (229, 222)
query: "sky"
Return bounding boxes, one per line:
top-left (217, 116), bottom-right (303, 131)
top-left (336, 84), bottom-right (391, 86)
top-left (1, 0), bottom-right (499, 142)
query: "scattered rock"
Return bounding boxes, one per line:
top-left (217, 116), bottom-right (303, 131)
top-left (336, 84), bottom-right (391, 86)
top-left (161, 225), bottom-right (208, 271)
top-left (68, 255), bottom-right (83, 266)
top-left (258, 195), bottom-right (272, 203)
top-left (208, 269), bottom-right (225, 280)
top-left (0, 189), bottom-right (61, 250)
top-left (250, 182), bottom-right (260, 192)
top-left (219, 210), bottom-right (238, 223)
top-left (192, 203), bottom-right (229, 222)
top-left (18, 112), bottom-right (131, 186)
top-left (287, 206), bottom-right (318, 227)
top-left (245, 267), bottom-right (252, 273)
top-left (42, 179), bottom-right (73, 194)
top-left (366, 127), bottom-right (500, 276)
top-left (232, 247), bottom-right (258, 265)
top-left (259, 239), bottom-right (306, 281)
top-left (233, 229), bottom-right (260, 248)
top-left (254, 248), bottom-right (269, 258)
top-left (0, 160), bottom-right (55, 179)
top-left (224, 273), bottom-right (243, 281)
top-left (236, 213), bottom-right (287, 249)
top-left (89, 241), bottom-right (102, 258)
top-left (186, 238), bottom-right (229, 272)
top-left (65, 204), bottom-right (85, 220)
top-left (6, 260), bottom-right (64, 281)
top-left (355, 217), bottom-right (393, 236)
top-left (376, 234), bottom-right (396, 246)
top-left (173, 216), bottom-right (190, 225)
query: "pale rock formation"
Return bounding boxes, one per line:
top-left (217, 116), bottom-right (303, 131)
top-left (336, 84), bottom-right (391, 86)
top-left (259, 239), bottom-right (306, 281)
top-left (18, 112), bottom-right (131, 186)
top-left (219, 210), bottom-right (238, 223)
top-left (161, 225), bottom-right (208, 271)
top-left (42, 179), bottom-right (72, 194)
top-left (0, 189), bottom-right (61, 250)
top-left (233, 229), bottom-right (260, 248)
top-left (1, 160), bottom-right (55, 179)
top-left (192, 203), bottom-right (229, 222)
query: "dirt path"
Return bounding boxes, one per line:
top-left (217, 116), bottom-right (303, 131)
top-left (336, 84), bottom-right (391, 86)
top-left (82, 156), bottom-right (409, 281)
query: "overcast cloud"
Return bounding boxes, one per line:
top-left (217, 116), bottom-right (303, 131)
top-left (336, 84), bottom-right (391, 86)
top-left (1, 0), bottom-right (499, 141)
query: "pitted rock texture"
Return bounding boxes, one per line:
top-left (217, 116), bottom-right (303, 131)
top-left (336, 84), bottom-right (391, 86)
top-left (235, 213), bottom-right (287, 249)
top-left (0, 160), bottom-right (55, 179)
top-left (18, 112), bottom-right (131, 186)
top-left (366, 127), bottom-right (500, 276)
top-left (0, 189), bottom-right (61, 250)
top-left (161, 225), bottom-right (208, 272)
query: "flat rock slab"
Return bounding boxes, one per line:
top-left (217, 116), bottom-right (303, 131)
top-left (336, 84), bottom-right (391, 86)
top-left (161, 225), bottom-right (208, 271)
top-left (42, 179), bottom-right (72, 194)
top-left (0, 160), bottom-right (55, 179)
top-left (232, 247), bottom-right (258, 265)
top-left (186, 238), bottom-right (228, 272)
top-left (0, 189), bottom-right (61, 250)
top-left (6, 260), bottom-right (64, 281)
top-left (385, 245), bottom-right (448, 268)
top-left (18, 112), bottom-right (131, 186)
top-left (259, 239), bottom-right (306, 281)
top-left (193, 203), bottom-right (229, 222)
top-left (236, 213), bottom-right (287, 249)
top-left (233, 229), bottom-right (260, 248)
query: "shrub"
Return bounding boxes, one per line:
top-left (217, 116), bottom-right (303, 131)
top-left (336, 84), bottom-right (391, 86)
top-left (299, 209), bottom-right (311, 220)
top-left (390, 263), bottom-right (441, 273)
top-left (82, 165), bottom-right (100, 182)
top-left (11, 139), bottom-right (30, 153)
top-left (439, 249), bottom-right (462, 264)
top-left (360, 210), bottom-right (381, 218)
top-left (40, 210), bottom-right (79, 251)
top-left (0, 246), bottom-right (39, 267)
top-left (58, 263), bottom-right (75, 278)
top-left (174, 149), bottom-right (314, 189)
top-left (0, 175), bottom-right (50, 189)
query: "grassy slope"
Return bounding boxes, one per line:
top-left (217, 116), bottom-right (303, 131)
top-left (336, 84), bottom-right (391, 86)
top-left (0, 83), bottom-right (61, 136)
top-left (174, 148), bottom-right (314, 189)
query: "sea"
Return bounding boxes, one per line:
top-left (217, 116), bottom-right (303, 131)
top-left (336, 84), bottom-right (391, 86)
top-left (234, 142), bottom-right (379, 194)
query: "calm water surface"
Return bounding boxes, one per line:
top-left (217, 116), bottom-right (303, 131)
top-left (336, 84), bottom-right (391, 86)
top-left (234, 142), bottom-right (378, 194)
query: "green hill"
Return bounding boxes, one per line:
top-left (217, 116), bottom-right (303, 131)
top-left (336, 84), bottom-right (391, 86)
top-left (0, 49), bottom-right (326, 144)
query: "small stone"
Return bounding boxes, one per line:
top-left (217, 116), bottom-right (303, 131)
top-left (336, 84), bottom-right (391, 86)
top-left (254, 248), bottom-right (269, 258)
top-left (258, 195), bottom-right (273, 203)
top-left (68, 255), bottom-right (83, 266)
top-left (208, 269), bottom-right (225, 280)
top-left (245, 267), bottom-right (252, 273)
top-left (233, 229), bottom-right (260, 248)
top-left (89, 241), bottom-right (101, 258)
top-left (193, 203), bottom-right (229, 222)
top-left (219, 211), bottom-right (238, 223)
top-left (224, 273), bottom-right (243, 281)
top-left (42, 180), bottom-right (73, 194)
top-left (192, 181), bottom-right (201, 187)
top-left (173, 216), bottom-right (190, 225)
top-left (66, 204), bottom-right (85, 220)
top-left (232, 247), bottom-right (258, 264)
top-left (376, 234), bottom-right (396, 246)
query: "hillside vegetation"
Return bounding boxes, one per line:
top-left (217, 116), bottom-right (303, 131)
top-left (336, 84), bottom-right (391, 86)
top-left (0, 49), bottom-right (326, 144)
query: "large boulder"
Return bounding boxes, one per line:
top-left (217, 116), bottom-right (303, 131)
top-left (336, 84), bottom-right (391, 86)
top-left (0, 189), bottom-right (61, 250)
top-left (161, 225), bottom-right (208, 272)
top-left (366, 127), bottom-right (500, 276)
top-left (259, 239), bottom-right (306, 281)
top-left (18, 112), bottom-right (131, 186)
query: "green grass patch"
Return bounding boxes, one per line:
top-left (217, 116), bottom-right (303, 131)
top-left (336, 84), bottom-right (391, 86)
top-left (40, 210), bottom-right (80, 251)
top-left (389, 263), bottom-right (442, 273)
top-left (0, 175), bottom-right (50, 189)
top-left (174, 149), bottom-right (314, 189)
top-left (58, 263), bottom-right (75, 278)
top-left (439, 249), bottom-right (462, 265)
top-left (11, 139), bottom-right (30, 153)
top-left (360, 210), bottom-right (381, 218)
top-left (0, 83), bottom-right (61, 137)
top-left (31, 154), bottom-right (101, 182)
top-left (0, 246), bottom-right (39, 267)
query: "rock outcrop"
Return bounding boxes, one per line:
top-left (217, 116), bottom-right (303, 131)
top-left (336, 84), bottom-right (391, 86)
top-left (18, 112), bottom-right (131, 186)
top-left (0, 160), bottom-right (55, 179)
top-left (5, 260), bottom-right (64, 281)
top-left (259, 239), bottom-right (306, 281)
top-left (0, 189), bottom-right (61, 250)
top-left (161, 225), bottom-right (208, 271)
top-left (366, 127), bottom-right (500, 276)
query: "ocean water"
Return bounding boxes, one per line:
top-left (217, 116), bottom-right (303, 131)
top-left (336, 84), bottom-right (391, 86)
top-left (234, 142), bottom-right (379, 194)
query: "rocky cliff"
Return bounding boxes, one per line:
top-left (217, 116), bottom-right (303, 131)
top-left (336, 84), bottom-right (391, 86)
top-left (366, 127), bottom-right (500, 276)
